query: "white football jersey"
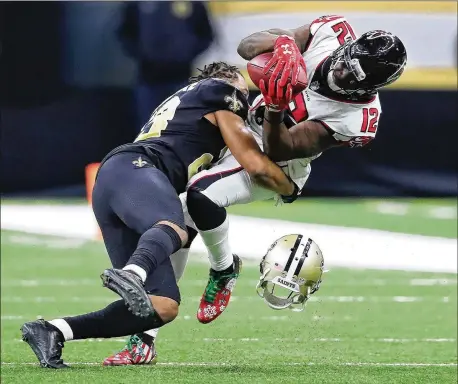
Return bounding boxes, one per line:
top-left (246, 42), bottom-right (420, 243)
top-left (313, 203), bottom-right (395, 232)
top-left (247, 15), bottom-right (383, 190)
top-left (296, 15), bottom-right (382, 145)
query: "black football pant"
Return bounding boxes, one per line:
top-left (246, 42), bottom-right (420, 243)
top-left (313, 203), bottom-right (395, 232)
top-left (91, 151), bottom-right (185, 304)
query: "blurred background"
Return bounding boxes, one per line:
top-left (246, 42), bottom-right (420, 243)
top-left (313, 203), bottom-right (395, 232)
top-left (1, 0), bottom-right (457, 198)
top-left (1, 3), bottom-right (457, 379)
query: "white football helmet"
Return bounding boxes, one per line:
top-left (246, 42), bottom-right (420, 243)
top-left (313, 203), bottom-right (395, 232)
top-left (256, 234), bottom-right (325, 311)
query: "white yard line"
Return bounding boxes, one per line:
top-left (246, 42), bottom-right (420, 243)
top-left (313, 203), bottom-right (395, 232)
top-left (8, 337), bottom-right (457, 343)
top-left (372, 202), bottom-right (457, 220)
top-left (1, 315), bottom-right (347, 322)
top-left (1, 361), bottom-right (456, 367)
top-left (2, 279), bottom-right (100, 287)
top-left (3, 277), bottom-right (457, 287)
top-left (2, 234), bottom-right (88, 249)
top-left (1, 204), bottom-right (456, 273)
top-left (409, 278), bottom-right (457, 286)
top-left (373, 202), bottom-right (410, 216)
top-left (1, 295), bottom-right (454, 305)
top-left (428, 206), bottom-right (457, 220)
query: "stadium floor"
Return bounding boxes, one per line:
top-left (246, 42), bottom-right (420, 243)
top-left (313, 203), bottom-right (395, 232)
top-left (1, 198), bottom-right (457, 383)
top-left (1, 229), bottom-right (457, 384)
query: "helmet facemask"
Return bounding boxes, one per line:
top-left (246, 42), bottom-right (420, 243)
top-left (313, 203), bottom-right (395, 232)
top-left (329, 42), bottom-right (370, 95)
top-left (329, 31), bottom-right (407, 95)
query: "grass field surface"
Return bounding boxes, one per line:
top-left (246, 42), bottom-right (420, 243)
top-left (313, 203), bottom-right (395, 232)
top-left (1, 228), bottom-right (457, 384)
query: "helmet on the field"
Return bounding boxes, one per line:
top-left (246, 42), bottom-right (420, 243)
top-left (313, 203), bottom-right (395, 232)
top-left (256, 234), bottom-right (325, 311)
top-left (329, 30), bottom-right (407, 95)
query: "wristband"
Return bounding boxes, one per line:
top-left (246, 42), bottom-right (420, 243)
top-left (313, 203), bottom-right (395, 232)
top-left (264, 109), bottom-right (285, 124)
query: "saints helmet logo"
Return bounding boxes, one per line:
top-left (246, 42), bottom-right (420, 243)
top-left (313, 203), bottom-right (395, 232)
top-left (224, 90), bottom-right (244, 113)
top-left (132, 156), bottom-right (148, 168)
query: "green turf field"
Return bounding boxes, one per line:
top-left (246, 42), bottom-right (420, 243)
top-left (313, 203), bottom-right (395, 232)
top-left (1, 230), bottom-right (457, 384)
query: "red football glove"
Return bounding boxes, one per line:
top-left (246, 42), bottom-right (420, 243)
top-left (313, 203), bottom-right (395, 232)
top-left (259, 78), bottom-right (293, 112)
top-left (263, 35), bottom-right (306, 87)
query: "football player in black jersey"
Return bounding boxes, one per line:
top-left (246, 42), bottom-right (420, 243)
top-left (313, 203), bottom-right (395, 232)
top-left (101, 21), bottom-right (408, 367)
top-left (20, 62), bottom-right (300, 368)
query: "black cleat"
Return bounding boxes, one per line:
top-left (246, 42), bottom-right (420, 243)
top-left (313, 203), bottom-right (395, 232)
top-left (20, 319), bottom-right (68, 369)
top-left (101, 268), bottom-right (154, 318)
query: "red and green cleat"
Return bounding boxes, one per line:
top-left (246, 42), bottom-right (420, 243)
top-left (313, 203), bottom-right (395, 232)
top-left (102, 335), bottom-right (157, 366)
top-left (197, 255), bottom-right (242, 324)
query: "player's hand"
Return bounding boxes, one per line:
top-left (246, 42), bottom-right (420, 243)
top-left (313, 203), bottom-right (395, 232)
top-left (259, 78), bottom-right (293, 112)
top-left (263, 35), bottom-right (307, 87)
top-left (281, 179), bottom-right (300, 204)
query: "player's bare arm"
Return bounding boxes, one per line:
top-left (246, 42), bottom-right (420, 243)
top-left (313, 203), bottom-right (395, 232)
top-left (206, 110), bottom-right (295, 196)
top-left (237, 25), bottom-right (311, 60)
top-left (263, 111), bottom-right (342, 161)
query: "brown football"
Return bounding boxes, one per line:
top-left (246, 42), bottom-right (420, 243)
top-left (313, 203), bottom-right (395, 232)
top-left (247, 52), bottom-right (308, 93)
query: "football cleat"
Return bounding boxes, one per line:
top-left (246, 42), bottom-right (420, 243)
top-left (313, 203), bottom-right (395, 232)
top-left (101, 268), bottom-right (154, 318)
top-left (20, 319), bottom-right (68, 369)
top-left (103, 335), bottom-right (157, 366)
top-left (197, 254), bottom-right (242, 324)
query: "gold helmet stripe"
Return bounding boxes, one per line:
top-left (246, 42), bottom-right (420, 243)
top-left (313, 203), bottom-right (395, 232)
top-left (283, 235), bottom-right (303, 272)
top-left (293, 238), bottom-right (313, 276)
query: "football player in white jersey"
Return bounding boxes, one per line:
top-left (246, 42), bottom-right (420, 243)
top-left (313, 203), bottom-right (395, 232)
top-left (184, 14), bottom-right (407, 320)
top-left (102, 15), bottom-right (407, 365)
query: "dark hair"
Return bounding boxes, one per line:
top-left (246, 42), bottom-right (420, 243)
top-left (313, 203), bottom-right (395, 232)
top-left (189, 61), bottom-right (241, 83)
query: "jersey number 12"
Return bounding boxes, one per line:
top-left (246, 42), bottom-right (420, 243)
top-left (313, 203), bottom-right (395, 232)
top-left (360, 107), bottom-right (379, 133)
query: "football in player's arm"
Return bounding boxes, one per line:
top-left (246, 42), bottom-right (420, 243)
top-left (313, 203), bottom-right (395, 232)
top-left (238, 21), bottom-right (348, 158)
top-left (238, 15), bottom-right (407, 160)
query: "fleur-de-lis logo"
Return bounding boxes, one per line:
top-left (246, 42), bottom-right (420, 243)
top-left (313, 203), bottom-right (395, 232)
top-left (224, 90), bottom-right (244, 113)
top-left (281, 44), bottom-right (292, 55)
top-left (132, 156), bottom-right (148, 168)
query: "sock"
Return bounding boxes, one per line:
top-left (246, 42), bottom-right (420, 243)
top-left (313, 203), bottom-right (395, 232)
top-left (142, 329), bottom-right (158, 343)
top-left (170, 226), bottom-right (197, 281)
top-left (135, 332), bottom-right (155, 346)
top-left (186, 189), bottom-right (233, 271)
top-left (127, 224), bottom-right (182, 279)
top-left (200, 217), bottom-right (233, 272)
top-left (170, 248), bottom-right (190, 281)
top-left (123, 264), bottom-right (147, 282)
top-left (48, 319), bottom-right (74, 341)
top-left (141, 226), bottom-right (197, 342)
top-left (62, 300), bottom-right (164, 340)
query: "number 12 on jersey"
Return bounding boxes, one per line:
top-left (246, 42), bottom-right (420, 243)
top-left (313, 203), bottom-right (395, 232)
top-left (360, 107), bottom-right (379, 133)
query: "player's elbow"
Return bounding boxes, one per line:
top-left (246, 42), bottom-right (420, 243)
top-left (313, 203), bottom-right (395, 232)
top-left (244, 162), bottom-right (271, 182)
top-left (237, 37), bottom-right (257, 60)
top-left (249, 171), bottom-right (272, 187)
top-left (237, 40), bottom-right (249, 59)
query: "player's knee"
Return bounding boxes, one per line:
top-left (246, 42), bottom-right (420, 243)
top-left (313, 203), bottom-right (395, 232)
top-left (156, 220), bottom-right (188, 248)
top-left (149, 296), bottom-right (179, 323)
top-left (186, 188), bottom-right (227, 231)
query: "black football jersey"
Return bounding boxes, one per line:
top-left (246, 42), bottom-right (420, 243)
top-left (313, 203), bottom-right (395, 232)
top-left (102, 78), bottom-right (248, 193)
